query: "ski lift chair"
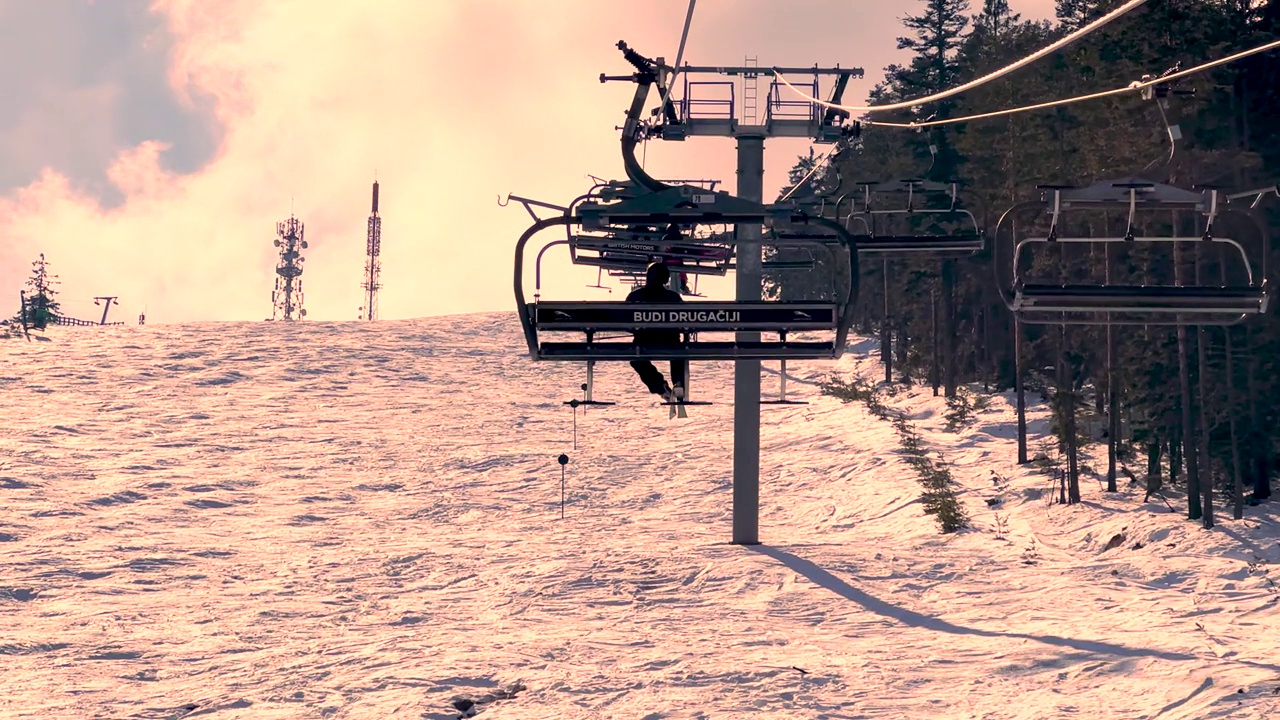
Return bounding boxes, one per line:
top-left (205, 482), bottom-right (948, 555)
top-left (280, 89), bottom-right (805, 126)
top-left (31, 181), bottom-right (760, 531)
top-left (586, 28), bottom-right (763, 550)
top-left (995, 180), bottom-right (1269, 326)
top-left (843, 179), bottom-right (984, 259)
top-left (568, 228), bottom-right (734, 278)
top-left (515, 185), bottom-right (859, 364)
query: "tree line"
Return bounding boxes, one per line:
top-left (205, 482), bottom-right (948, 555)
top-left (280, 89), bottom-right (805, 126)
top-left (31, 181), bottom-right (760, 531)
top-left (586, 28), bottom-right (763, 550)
top-left (769, 0), bottom-right (1280, 526)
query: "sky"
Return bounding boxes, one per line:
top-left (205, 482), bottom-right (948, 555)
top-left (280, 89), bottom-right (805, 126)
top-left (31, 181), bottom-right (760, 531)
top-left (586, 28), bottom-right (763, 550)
top-left (0, 0), bottom-right (1061, 324)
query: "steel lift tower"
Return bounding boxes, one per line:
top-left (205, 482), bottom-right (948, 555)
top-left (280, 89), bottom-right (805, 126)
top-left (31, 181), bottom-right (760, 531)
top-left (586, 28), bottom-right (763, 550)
top-left (272, 215), bottom-right (308, 321)
top-left (605, 43), bottom-right (864, 544)
top-left (93, 296), bottom-right (118, 325)
top-left (361, 180), bottom-right (382, 321)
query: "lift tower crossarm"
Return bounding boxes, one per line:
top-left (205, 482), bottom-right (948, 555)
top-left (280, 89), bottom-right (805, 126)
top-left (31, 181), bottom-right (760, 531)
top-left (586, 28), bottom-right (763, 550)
top-left (645, 49), bottom-right (863, 142)
top-left (673, 65), bottom-right (864, 77)
top-left (93, 296), bottom-right (118, 326)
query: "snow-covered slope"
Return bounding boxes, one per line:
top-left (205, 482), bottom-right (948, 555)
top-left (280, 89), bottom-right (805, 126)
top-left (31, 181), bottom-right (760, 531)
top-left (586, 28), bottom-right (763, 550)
top-left (2, 314), bottom-right (1277, 719)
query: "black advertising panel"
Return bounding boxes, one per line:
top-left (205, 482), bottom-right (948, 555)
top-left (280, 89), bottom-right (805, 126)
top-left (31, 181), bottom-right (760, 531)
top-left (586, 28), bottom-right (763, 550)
top-left (535, 302), bottom-right (836, 330)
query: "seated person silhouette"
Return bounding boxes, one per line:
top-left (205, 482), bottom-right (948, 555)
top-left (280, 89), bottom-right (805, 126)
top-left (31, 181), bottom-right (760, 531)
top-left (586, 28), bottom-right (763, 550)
top-left (659, 223), bottom-right (693, 295)
top-left (626, 262), bottom-right (687, 402)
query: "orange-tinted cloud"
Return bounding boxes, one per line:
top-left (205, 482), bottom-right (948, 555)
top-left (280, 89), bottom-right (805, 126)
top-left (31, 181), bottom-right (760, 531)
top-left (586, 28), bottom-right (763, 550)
top-left (0, 0), bottom-right (1059, 323)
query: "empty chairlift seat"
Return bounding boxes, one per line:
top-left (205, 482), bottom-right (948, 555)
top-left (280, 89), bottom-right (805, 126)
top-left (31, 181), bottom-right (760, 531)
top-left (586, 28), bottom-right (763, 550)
top-left (840, 179), bottom-right (985, 258)
top-left (998, 180), bottom-right (1271, 325)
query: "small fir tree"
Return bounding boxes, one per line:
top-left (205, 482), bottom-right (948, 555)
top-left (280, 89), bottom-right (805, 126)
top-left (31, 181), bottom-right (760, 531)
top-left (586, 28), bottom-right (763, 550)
top-left (22, 253), bottom-right (61, 330)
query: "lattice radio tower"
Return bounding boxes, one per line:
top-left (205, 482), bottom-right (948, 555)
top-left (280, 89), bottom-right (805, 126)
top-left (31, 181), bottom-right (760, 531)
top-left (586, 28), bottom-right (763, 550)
top-left (360, 180), bottom-right (382, 321)
top-left (272, 215), bottom-right (307, 321)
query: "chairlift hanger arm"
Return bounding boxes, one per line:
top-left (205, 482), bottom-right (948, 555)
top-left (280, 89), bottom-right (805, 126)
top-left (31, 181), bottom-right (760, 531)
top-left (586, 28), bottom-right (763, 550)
top-left (805, 215), bottom-right (859, 351)
top-left (992, 199), bottom-right (1049, 312)
top-left (822, 72), bottom-right (854, 126)
top-left (1228, 184), bottom-right (1280, 209)
top-left (515, 215), bottom-right (576, 357)
top-left (613, 42), bottom-right (676, 194)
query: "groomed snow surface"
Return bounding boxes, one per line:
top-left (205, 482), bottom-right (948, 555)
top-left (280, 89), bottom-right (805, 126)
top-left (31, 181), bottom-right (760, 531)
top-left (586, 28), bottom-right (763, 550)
top-left (2, 313), bottom-right (1278, 719)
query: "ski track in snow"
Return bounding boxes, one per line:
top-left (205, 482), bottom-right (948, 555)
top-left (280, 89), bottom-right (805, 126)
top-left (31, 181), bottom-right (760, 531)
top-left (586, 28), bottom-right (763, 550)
top-left (2, 313), bottom-right (1278, 719)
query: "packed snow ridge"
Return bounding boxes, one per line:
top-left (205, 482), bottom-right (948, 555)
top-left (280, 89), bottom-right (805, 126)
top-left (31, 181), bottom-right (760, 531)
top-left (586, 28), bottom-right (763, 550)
top-left (1, 313), bottom-right (1278, 719)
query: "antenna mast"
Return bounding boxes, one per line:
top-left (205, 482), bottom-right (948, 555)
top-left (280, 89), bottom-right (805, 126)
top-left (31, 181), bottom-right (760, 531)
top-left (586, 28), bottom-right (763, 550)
top-left (272, 215), bottom-right (307, 321)
top-left (361, 180), bottom-right (382, 321)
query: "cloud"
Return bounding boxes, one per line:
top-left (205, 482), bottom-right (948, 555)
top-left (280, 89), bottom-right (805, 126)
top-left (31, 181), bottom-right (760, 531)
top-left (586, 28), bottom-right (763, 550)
top-left (0, 0), bottom-right (1060, 324)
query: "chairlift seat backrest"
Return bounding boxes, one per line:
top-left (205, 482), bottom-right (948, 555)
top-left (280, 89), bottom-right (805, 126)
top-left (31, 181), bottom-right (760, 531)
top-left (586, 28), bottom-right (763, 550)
top-left (578, 185), bottom-right (775, 228)
top-left (855, 234), bottom-right (983, 256)
top-left (1048, 179), bottom-right (1206, 210)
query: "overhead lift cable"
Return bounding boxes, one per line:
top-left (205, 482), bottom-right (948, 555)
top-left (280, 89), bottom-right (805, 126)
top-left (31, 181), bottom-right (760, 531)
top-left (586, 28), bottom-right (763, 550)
top-left (771, 0), bottom-right (1150, 115)
top-left (656, 0), bottom-right (697, 124)
top-left (854, 38), bottom-right (1280, 130)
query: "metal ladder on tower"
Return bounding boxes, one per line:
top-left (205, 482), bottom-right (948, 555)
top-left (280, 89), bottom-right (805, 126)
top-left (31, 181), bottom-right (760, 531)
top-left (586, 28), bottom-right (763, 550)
top-left (743, 55), bottom-right (759, 125)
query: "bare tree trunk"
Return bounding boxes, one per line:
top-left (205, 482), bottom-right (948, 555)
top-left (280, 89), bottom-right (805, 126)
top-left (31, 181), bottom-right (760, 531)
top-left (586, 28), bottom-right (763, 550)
top-left (895, 326), bottom-right (910, 384)
top-left (979, 306), bottom-right (989, 392)
top-left (1176, 229), bottom-right (1202, 519)
top-left (931, 288), bottom-right (940, 397)
top-left (1218, 255), bottom-right (1243, 519)
top-left (1245, 332), bottom-right (1270, 501)
top-left (1015, 315), bottom-right (1028, 464)
top-left (1177, 325), bottom-right (1201, 520)
top-left (1105, 239), bottom-right (1118, 492)
top-left (1195, 245), bottom-right (1213, 529)
top-left (1226, 326), bottom-right (1243, 519)
top-left (1067, 378), bottom-right (1081, 504)
top-left (1196, 323), bottom-right (1213, 528)
top-left (1059, 326), bottom-right (1080, 504)
top-left (881, 260), bottom-right (892, 384)
top-left (942, 260), bottom-right (957, 398)
top-left (1145, 442), bottom-right (1162, 498)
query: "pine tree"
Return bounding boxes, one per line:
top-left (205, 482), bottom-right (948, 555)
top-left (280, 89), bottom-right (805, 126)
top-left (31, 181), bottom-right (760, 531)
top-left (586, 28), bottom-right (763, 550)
top-left (972, 0), bottom-right (1020, 43)
top-left (21, 253), bottom-right (61, 330)
top-left (896, 0), bottom-right (971, 96)
top-left (1055, 0), bottom-right (1106, 31)
top-left (891, 0), bottom-right (971, 180)
top-left (816, 1), bottom-right (1275, 506)
top-left (776, 147), bottom-right (827, 201)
